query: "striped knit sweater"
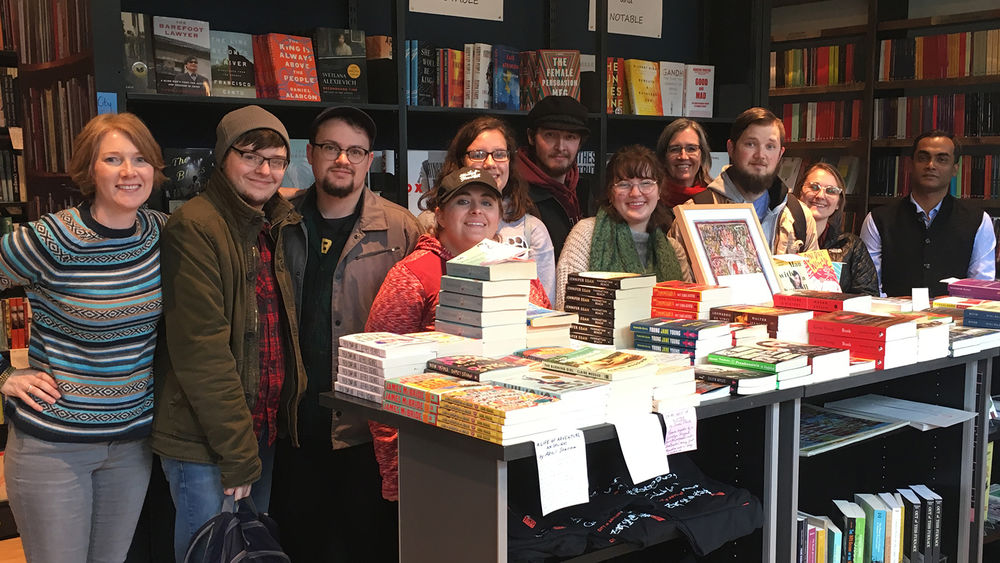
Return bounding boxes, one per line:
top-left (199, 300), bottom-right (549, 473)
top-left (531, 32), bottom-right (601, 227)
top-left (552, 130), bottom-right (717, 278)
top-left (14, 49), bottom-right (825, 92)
top-left (0, 205), bottom-right (167, 442)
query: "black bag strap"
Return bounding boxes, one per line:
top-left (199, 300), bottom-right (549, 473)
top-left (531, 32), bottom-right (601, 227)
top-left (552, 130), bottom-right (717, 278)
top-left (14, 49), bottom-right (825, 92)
top-left (690, 189), bottom-right (716, 205)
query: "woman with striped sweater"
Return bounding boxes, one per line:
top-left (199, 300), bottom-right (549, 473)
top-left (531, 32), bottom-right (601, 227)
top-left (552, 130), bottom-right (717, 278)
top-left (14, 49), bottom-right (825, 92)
top-left (0, 113), bottom-right (167, 563)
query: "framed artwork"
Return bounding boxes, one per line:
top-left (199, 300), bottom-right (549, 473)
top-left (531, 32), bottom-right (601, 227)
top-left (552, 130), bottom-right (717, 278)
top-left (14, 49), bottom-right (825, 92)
top-left (674, 204), bottom-right (782, 301)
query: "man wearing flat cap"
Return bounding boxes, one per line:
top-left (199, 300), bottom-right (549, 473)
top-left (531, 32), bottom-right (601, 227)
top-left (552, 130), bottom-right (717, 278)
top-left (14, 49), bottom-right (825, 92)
top-left (152, 105), bottom-right (305, 561)
top-left (516, 95), bottom-right (594, 259)
top-left (269, 106), bottom-right (420, 560)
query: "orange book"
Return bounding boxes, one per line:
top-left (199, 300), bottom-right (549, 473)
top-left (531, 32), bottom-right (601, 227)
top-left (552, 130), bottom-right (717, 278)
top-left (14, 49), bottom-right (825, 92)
top-left (947, 33), bottom-right (959, 78)
top-left (259, 33), bottom-right (320, 102)
top-left (448, 49), bottom-right (464, 108)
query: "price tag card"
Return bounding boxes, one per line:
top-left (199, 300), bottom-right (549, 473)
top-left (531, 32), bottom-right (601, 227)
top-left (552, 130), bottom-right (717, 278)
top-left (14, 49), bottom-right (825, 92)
top-left (613, 414), bottom-right (669, 484)
top-left (532, 430), bottom-right (589, 516)
top-left (661, 407), bottom-right (697, 455)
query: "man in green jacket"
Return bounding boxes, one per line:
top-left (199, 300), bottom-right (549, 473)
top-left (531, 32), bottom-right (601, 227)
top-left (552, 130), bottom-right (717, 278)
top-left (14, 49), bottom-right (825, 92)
top-left (152, 105), bottom-right (306, 563)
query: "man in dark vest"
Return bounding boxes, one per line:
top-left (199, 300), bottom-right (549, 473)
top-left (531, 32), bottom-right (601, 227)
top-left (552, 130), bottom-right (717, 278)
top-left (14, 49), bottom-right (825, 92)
top-left (860, 130), bottom-right (996, 297)
top-left (516, 95), bottom-right (594, 259)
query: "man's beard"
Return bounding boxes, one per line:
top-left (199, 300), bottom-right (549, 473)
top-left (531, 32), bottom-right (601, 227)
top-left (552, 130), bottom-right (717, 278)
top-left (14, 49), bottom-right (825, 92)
top-left (317, 170), bottom-right (356, 198)
top-left (536, 152), bottom-right (574, 178)
top-left (727, 164), bottom-right (776, 196)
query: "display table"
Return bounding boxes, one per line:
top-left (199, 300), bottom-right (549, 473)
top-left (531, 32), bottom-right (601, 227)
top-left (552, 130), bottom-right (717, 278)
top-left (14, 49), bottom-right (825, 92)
top-left (320, 349), bottom-right (996, 562)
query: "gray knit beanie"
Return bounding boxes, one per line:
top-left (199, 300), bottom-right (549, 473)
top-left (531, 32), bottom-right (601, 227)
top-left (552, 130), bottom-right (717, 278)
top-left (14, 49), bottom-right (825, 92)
top-left (214, 105), bottom-right (290, 165)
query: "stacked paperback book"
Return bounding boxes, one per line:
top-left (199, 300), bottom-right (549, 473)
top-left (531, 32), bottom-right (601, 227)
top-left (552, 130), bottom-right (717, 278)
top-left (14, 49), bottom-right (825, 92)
top-left (709, 304), bottom-right (814, 342)
top-left (629, 318), bottom-right (735, 364)
top-left (525, 304), bottom-right (578, 348)
top-left (650, 280), bottom-right (732, 320)
top-left (563, 272), bottom-right (655, 347)
top-left (336, 333), bottom-right (438, 403)
top-left (807, 312), bottom-right (918, 370)
top-left (436, 240), bottom-right (535, 356)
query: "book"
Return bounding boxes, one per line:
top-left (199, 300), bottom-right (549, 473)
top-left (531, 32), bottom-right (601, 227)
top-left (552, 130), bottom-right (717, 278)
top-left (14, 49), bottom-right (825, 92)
top-left (606, 56), bottom-right (625, 114)
top-left (121, 12), bottom-right (155, 93)
top-left (426, 355), bottom-right (529, 382)
top-left (414, 39), bottom-right (437, 106)
top-left (435, 305), bottom-right (525, 328)
top-left (907, 485), bottom-right (941, 563)
top-left (152, 16), bottom-right (212, 96)
top-left (338, 347), bottom-right (435, 370)
top-left (807, 312), bottom-right (917, 342)
top-left (313, 28), bottom-right (368, 104)
top-left (404, 331), bottom-right (480, 357)
top-left (772, 290), bottom-right (872, 313)
top-left (946, 278), bottom-right (1000, 300)
top-left (649, 296), bottom-right (714, 313)
top-left (706, 345), bottom-right (810, 374)
top-left (682, 64), bottom-right (714, 118)
top-left (440, 385), bottom-right (559, 424)
top-left (709, 305), bottom-right (814, 335)
top-left (798, 403), bottom-right (907, 457)
top-left (854, 493), bottom-right (888, 563)
top-left (817, 516), bottom-right (842, 563)
top-left (694, 364), bottom-right (777, 395)
top-left (895, 487), bottom-right (924, 562)
top-left (525, 304), bottom-right (578, 327)
top-left (334, 380), bottom-right (382, 403)
top-left (210, 31), bottom-right (255, 98)
top-left (160, 148), bottom-right (214, 204)
top-left (383, 373), bottom-right (489, 404)
top-left (623, 59), bottom-right (662, 116)
top-left (438, 291), bottom-right (527, 313)
top-left (831, 499), bottom-right (867, 563)
top-left (567, 272), bottom-right (656, 290)
top-left (745, 339), bottom-right (850, 381)
top-left (382, 399), bottom-right (438, 424)
top-left (339, 332), bottom-right (437, 358)
top-left (542, 347), bottom-right (656, 381)
top-left (254, 33), bottom-right (321, 101)
top-left (434, 319), bottom-right (526, 341)
top-left (489, 44), bottom-right (519, 110)
top-left (877, 492), bottom-right (902, 563)
top-left (659, 60), bottom-right (685, 116)
top-left (440, 276), bottom-right (530, 298)
top-left (536, 49), bottom-right (581, 100)
top-left (630, 318), bottom-right (731, 340)
top-left (446, 239), bottom-right (537, 281)
top-left (652, 280), bottom-right (732, 303)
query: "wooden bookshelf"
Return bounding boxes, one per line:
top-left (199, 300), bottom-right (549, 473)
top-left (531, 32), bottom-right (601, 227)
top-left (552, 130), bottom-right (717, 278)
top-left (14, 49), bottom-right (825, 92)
top-left (782, 139), bottom-right (862, 150)
top-left (770, 24), bottom-right (868, 44)
top-left (769, 83), bottom-right (865, 98)
top-left (877, 8), bottom-right (1000, 32)
top-left (876, 75), bottom-right (1000, 91)
top-left (872, 136), bottom-right (1000, 148)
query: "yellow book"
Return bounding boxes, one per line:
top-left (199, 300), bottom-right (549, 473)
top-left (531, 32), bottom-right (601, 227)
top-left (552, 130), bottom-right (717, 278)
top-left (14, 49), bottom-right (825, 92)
top-left (623, 59), bottom-right (662, 116)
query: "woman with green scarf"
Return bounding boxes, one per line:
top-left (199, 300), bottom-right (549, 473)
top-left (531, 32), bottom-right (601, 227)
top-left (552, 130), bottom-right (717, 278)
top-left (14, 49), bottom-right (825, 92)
top-left (554, 145), bottom-right (692, 309)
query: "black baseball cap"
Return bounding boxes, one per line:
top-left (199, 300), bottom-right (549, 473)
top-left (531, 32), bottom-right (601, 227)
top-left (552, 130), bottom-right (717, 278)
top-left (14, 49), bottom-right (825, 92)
top-left (527, 95), bottom-right (589, 135)
top-left (310, 106), bottom-right (378, 145)
top-left (436, 167), bottom-right (501, 205)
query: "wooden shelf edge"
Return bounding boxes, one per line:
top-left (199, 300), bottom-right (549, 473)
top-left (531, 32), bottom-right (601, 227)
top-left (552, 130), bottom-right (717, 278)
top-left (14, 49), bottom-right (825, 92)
top-left (876, 75), bottom-right (1000, 90)
top-left (771, 24), bottom-right (869, 44)
top-left (873, 136), bottom-right (1000, 148)
top-left (769, 84), bottom-right (864, 97)
top-left (19, 51), bottom-right (92, 72)
top-left (125, 92), bottom-right (401, 113)
top-left (784, 140), bottom-right (863, 150)
top-left (878, 9), bottom-right (1000, 32)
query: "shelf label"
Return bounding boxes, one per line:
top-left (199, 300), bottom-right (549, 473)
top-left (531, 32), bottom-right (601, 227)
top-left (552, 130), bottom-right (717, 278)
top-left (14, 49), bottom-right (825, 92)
top-left (661, 407), bottom-right (697, 455)
top-left (912, 287), bottom-right (929, 312)
top-left (532, 430), bottom-right (589, 516)
top-left (613, 414), bottom-right (670, 484)
top-left (409, 0), bottom-right (503, 22)
top-left (588, 0), bottom-right (662, 39)
top-left (97, 92), bottom-right (118, 115)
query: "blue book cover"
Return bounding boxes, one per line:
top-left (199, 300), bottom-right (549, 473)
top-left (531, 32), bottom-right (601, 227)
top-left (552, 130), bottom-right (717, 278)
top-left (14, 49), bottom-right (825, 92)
top-left (490, 44), bottom-right (519, 110)
top-left (855, 493), bottom-right (887, 563)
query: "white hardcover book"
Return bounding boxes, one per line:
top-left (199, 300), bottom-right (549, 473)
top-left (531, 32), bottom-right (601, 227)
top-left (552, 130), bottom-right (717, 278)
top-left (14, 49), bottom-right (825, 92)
top-left (682, 64), bottom-right (714, 118)
top-left (659, 61), bottom-right (685, 117)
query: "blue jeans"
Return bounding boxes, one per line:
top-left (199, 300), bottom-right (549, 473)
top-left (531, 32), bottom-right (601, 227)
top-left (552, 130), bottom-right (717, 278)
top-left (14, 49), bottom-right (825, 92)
top-left (4, 424), bottom-right (152, 563)
top-left (161, 433), bottom-right (275, 563)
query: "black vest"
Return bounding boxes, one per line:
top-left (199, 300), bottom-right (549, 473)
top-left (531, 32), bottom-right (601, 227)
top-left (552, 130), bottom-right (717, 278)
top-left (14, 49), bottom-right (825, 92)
top-left (871, 195), bottom-right (980, 297)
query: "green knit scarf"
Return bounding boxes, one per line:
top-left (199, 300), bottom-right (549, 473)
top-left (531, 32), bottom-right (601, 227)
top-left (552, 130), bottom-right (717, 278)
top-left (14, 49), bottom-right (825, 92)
top-left (589, 208), bottom-right (683, 282)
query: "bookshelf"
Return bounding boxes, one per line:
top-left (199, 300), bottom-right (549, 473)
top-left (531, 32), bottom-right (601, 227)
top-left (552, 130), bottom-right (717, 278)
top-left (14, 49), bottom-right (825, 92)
top-left (86, 0), bottom-right (770, 208)
top-left (321, 349), bottom-right (996, 562)
top-left (768, 0), bottom-right (1000, 226)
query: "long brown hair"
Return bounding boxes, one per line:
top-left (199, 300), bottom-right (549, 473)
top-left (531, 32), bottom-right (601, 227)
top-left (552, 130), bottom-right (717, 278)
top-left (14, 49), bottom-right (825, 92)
top-left (598, 145), bottom-right (672, 234)
top-left (655, 118), bottom-right (713, 186)
top-left (421, 116), bottom-right (535, 221)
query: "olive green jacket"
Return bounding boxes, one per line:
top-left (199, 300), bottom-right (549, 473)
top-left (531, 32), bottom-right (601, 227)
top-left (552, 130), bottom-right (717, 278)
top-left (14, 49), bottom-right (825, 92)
top-left (152, 171), bottom-right (305, 488)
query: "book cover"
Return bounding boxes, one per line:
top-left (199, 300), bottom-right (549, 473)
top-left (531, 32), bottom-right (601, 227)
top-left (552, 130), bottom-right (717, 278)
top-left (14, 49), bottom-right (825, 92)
top-left (439, 276), bottom-right (530, 298)
top-left (435, 305), bottom-right (525, 328)
top-left (653, 280), bottom-right (732, 303)
top-left (447, 48), bottom-right (465, 108)
top-left (947, 278), bottom-right (1000, 300)
top-left (682, 64), bottom-right (713, 118)
top-left (694, 364), bottom-right (776, 394)
top-left (623, 59), bottom-right (661, 116)
top-left (491, 370), bottom-right (608, 400)
top-left (709, 305), bottom-right (813, 333)
top-left (772, 290), bottom-right (872, 313)
top-left (161, 148), bottom-right (214, 204)
top-left (490, 44), bottom-right (519, 110)
top-left (536, 49), bottom-right (581, 100)
top-left (384, 373), bottom-right (489, 404)
top-left (630, 317), bottom-right (731, 339)
top-left (707, 345), bottom-right (810, 374)
top-left (258, 33), bottom-right (321, 102)
top-left (446, 238), bottom-right (536, 281)
top-left (382, 399), bottom-right (438, 425)
top-left (542, 347), bottom-right (654, 381)
top-left (798, 403), bottom-right (906, 457)
top-left (121, 12), bottom-right (155, 93)
top-left (312, 28), bottom-right (367, 104)
top-left (808, 312), bottom-right (917, 342)
top-left (441, 385), bottom-right (559, 423)
top-left (210, 31), bottom-right (255, 98)
top-left (339, 332), bottom-right (436, 358)
top-left (895, 487), bottom-right (924, 562)
top-left (567, 272), bottom-right (656, 290)
top-left (659, 60), bottom-right (685, 116)
top-left (831, 499), bottom-right (866, 563)
top-left (854, 493), bottom-right (887, 563)
top-left (606, 57), bottom-right (625, 114)
top-left (152, 16), bottom-right (212, 96)
top-left (426, 355), bottom-right (528, 382)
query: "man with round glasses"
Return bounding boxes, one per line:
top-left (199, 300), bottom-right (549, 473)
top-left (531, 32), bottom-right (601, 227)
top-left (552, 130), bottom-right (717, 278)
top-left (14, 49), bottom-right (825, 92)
top-left (270, 106), bottom-right (419, 561)
top-left (516, 95), bottom-right (594, 259)
top-left (860, 129), bottom-right (995, 296)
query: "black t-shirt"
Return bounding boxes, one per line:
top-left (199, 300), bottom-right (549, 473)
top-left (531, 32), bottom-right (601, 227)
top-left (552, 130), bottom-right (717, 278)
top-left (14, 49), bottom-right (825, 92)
top-left (297, 192), bottom-right (361, 445)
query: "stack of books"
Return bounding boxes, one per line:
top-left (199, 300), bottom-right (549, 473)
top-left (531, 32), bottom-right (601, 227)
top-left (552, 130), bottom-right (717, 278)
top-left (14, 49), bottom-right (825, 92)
top-left (525, 304), bottom-right (578, 348)
top-left (649, 280), bottom-right (731, 320)
top-left (336, 332), bottom-right (438, 403)
top-left (629, 317), bottom-right (733, 364)
top-left (541, 346), bottom-right (665, 417)
top-left (425, 355), bottom-right (530, 382)
top-left (487, 369), bottom-right (610, 428)
top-left (946, 278), bottom-right (1000, 300)
top-left (772, 289), bottom-right (872, 314)
top-left (730, 322), bottom-right (770, 346)
top-left (563, 272), bottom-right (655, 347)
top-left (436, 240), bottom-right (537, 356)
top-left (709, 304), bottom-right (814, 342)
top-left (948, 325), bottom-right (1000, 357)
top-left (694, 364), bottom-right (778, 395)
top-left (961, 301), bottom-right (1000, 330)
top-left (743, 339), bottom-right (850, 384)
top-left (930, 295), bottom-right (993, 310)
top-left (705, 344), bottom-right (813, 389)
top-left (405, 331), bottom-right (481, 356)
top-left (437, 385), bottom-right (562, 445)
top-left (382, 372), bottom-right (487, 424)
top-left (807, 312), bottom-right (918, 370)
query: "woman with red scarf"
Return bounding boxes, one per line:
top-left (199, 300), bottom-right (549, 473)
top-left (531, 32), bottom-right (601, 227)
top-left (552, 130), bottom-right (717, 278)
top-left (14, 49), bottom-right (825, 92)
top-left (655, 118), bottom-right (713, 208)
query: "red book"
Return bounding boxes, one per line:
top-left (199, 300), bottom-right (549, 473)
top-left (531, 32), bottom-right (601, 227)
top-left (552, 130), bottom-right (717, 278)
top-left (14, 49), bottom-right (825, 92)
top-left (772, 290), bottom-right (871, 313)
top-left (845, 43), bottom-right (854, 82)
top-left (808, 332), bottom-right (886, 357)
top-left (256, 33), bottom-right (321, 102)
top-left (852, 99), bottom-right (861, 140)
top-left (448, 49), bottom-right (464, 108)
top-left (955, 93), bottom-right (965, 137)
top-left (959, 32), bottom-right (967, 77)
top-left (938, 35), bottom-right (949, 80)
top-left (651, 297), bottom-right (707, 312)
top-left (651, 307), bottom-right (701, 321)
top-left (653, 281), bottom-right (731, 303)
top-left (807, 312), bottom-right (917, 342)
top-left (986, 155), bottom-right (993, 200)
top-left (816, 46), bottom-right (829, 86)
top-left (783, 104), bottom-right (793, 140)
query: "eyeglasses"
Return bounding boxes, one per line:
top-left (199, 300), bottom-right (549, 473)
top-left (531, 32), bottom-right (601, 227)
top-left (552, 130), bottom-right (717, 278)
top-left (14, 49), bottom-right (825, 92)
top-left (666, 144), bottom-right (701, 156)
top-left (230, 147), bottom-right (290, 171)
top-left (465, 149), bottom-right (510, 163)
top-left (803, 182), bottom-right (843, 196)
top-left (612, 179), bottom-right (658, 194)
top-left (312, 142), bottom-right (370, 164)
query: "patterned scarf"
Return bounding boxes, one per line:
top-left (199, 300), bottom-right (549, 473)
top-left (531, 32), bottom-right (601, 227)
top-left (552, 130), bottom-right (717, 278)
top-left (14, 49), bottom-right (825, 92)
top-left (588, 208), bottom-right (683, 282)
top-left (516, 147), bottom-right (582, 223)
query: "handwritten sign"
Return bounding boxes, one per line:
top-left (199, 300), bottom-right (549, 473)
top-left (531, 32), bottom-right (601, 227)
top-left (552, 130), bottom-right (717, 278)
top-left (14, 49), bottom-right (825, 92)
top-left (613, 414), bottom-right (669, 484)
top-left (661, 407), bottom-right (697, 455)
top-left (533, 430), bottom-right (589, 516)
top-left (410, 0), bottom-right (503, 22)
top-left (588, 0), bottom-right (662, 39)
top-left (96, 92), bottom-right (118, 115)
